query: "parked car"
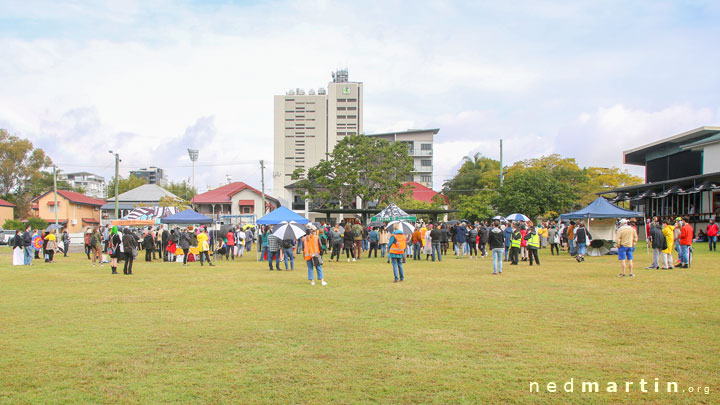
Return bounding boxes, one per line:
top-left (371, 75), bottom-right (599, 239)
top-left (1, 228), bottom-right (16, 246)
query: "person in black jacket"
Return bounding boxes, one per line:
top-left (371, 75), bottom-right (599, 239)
top-left (122, 228), bottom-right (138, 275)
top-left (489, 220), bottom-right (506, 274)
top-left (429, 223), bottom-right (443, 262)
top-left (143, 228), bottom-right (155, 262)
top-left (22, 225), bottom-right (33, 265)
top-left (160, 226), bottom-right (169, 261)
top-left (647, 223), bottom-right (665, 269)
top-left (479, 223), bottom-right (490, 257)
top-left (108, 226), bottom-right (122, 274)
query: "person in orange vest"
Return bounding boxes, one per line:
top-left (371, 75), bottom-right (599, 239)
top-left (299, 225), bottom-right (327, 286)
top-left (388, 223), bottom-right (407, 282)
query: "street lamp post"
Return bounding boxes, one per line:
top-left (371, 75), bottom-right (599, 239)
top-left (188, 149), bottom-right (199, 191)
top-left (108, 150), bottom-right (120, 220)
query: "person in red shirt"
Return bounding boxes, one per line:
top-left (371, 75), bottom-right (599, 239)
top-left (706, 219), bottom-right (718, 251)
top-left (226, 229), bottom-right (235, 260)
top-left (677, 217), bottom-right (694, 268)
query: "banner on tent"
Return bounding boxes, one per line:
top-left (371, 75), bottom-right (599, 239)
top-left (370, 215), bottom-right (417, 222)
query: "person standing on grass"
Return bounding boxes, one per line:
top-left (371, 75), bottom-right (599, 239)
top-left (267, 233), bottom-right (281, 270)
top-left (44, 231), bottom-right (57, 263)
top-left (547, 224), bottom-right (560, 256)
top-left (300, 225), bottom-right (326, 286)
top-left (706, 219), bottom-right (718, 251)
top-left (525, 226), bottom-right (540, 266)
top-left (281, 237), bottom-right (295, 271)
top-left (573, 222), bottom-right (591, 262)
top-left (411, 227), bottom-right (423, 260)
top-left (489, 220), bottom-right (505, 274)
top-left (225, 228), bottom-right (235, 261)
top-left (245, 227), bottom-right (254, 252)
top-left (122, 228), bottom-right (137, 275)
top-left (430, 223), bottom-right (442, 262)
top-left (343, 223), bottom-right (356, 262)
top-left (647, 223), bottom-right (665, 270)
top-left (509, 224), bottom-right (521, 265)
top-left (366, 227), bottom-right (378, 258)
top-left (616, 219), bottom-right (638, 277)
top-left (440, 224), bottom-right (449, 256)
top-left (479, 222), bottom-right (489, 258)
top-left (388, 223), bottom-right (407, 282)
top-left (143, 228), bottom-right (155, 262)
top-left (108, 226), bottom-right (121, 274)
top-left (503, 222), bottom-right (513, 261)
top-left (678, 217), bottom-right (694, 268)
top-left (179, 228), bottom-right (191, 266)
top-left (197, 227), bottom-right (215, 267)
top-left (91, 227), bottom-right (103, 267)
top-left (352, 222), bottom-right (363, 260)
top-left (467, 225), bottom-right (478, 259)
top-left (566, 221), bottom-right (576, 256)
top-left (329, 224), bottom-right (343, 261)
top-left (661, 219), bottom-right (675, 269)
top-left (61, 229), bottom-right (70, 257)
top-left (455, 222), bottom-right (468, 259)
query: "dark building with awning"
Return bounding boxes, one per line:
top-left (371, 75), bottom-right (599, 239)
top-left (605, 126), bottom-right (720, 221)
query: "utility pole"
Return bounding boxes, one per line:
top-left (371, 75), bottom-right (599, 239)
top-left (260, 160), bottom-right (266, 216)
top-left (499, 139), bottom-right (504, 187)
top-left (109, 150), bottom-right (120, 220)
top-left (53, 165), bottom-right (58, 225)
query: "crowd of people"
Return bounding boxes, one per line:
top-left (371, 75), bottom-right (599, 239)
top-left (9, 213), bottom-right (702, 283)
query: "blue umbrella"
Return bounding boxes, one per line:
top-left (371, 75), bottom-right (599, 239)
top-left (506, 213), bottom-right (529, 222)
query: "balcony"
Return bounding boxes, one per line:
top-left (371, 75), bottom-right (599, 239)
top-left (410, 149), bottom-right (432, 156)
top-left (413, 165), bottom-right (433, 173)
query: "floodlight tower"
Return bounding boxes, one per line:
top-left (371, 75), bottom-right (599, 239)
top-left (108, 150), bottom-right (120, 219)
top-left (188, 149), bottom-right (199, 190)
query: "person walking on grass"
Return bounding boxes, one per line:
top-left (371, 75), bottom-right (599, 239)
top-left (108, 226), bottom-right (121, 274)
top-left (678, 217), bottom-right (694, 268)
top-left (525, 226), bottom-right (540, 266)
top-left (411, 227), bottom-right (423, 260)
top-left (282, 237), bottom-right (295, 271)
top-left (647, 223), bottom-right (665, 270)
top-left (197, 227), bottom-right (215, 267)
top-left (267, 232), bottom-right (281, 270)
top-left (300, 225), bottom-right (326, 286)
top-left (122, 228), bottom-right (137, 275)
top-left (616, 219), bottom-right (638, 277)
top-left (388, 223), bottom-right (407, 282)
top-left (547, 224), bottom-right (560, 256)
top-left (573, 222), bottom-right (591, 262)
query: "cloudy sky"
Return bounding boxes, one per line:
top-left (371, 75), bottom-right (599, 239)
top-left (1, 0), bottom-right (719, 195)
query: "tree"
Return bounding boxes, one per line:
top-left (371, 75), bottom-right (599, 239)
top-left (0, 129), bottom-right (53, 218)
top-left (292, 134), bottom-right (413, 209)
top-left (442, 153), bottom-right (500, 200)
top-left (107, 175), bottom-right (148, 198)
top-left (158, 196), bottom-right (191, 210)
top-left (164, 181), bottom-right (197, 201)
top-left (577, 167), bottom-right (643, 206)
top-left (491, 168), bottom-right (575, 219)
top-left (454, 192), bottom-right (496, 221)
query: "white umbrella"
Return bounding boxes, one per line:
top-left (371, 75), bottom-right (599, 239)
top-left (272, 221), bottom-right (306, 240)
top-left (506, 213), bottom-right (530, 222)
top-left (386, 220), bottom-right (415, 236)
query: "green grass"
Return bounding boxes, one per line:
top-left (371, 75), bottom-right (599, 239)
top-left (1, 246), bottom-right (718, 404)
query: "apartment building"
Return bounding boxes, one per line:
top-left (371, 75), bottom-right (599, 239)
top-left (58, 172), bottom-right (106, 199)
top-left (366, 128), bottom-right (439, 188)
top-left (273, 69), bottom-right (363, 209)
top-left (129, 166), bottom-right (168, 186)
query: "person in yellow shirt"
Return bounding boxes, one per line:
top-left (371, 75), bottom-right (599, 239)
top-left (44, 231), bottom-right (58, 263)
top-left (196, 227), bottom-right (215, 267)
top-left (661, 219), bottom-right (675, 269)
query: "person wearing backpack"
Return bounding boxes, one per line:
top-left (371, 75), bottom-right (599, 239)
top-left (368, 227), bottom-right (379, 258)
top-left (467, 226), bottom-right (478, 259)
top-left (90, 227), bottom-right (103, 267)
top-left (329, 224), bottom-right (343, 262)
top-left (573, 222), bottom-right (591, 262)
top-left (388, 223), bottom-right (407, 282)
top-left (282, 238), bottom-right (295, 271)
top-left (352, 222), bottom-right (363, 260)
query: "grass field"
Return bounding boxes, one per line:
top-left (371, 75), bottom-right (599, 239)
top-left (1, 245), bottom-right (718, 404)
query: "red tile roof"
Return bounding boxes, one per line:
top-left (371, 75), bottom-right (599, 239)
top-left (37, 190), bottom-right (106, 206)
top-left (82, 218), bottom-right (100, 224)
top-left (192, 182), bottom-right (278, 204)
top-left (0, 198), bottom-right (16, 207)
top-left (401, 182), bottom-right (449, 204)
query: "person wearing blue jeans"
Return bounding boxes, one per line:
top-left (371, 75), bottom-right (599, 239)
top-left (300, 226), bottom-right (327, 286)
top-left (283, 246), bottom-right (295, 271)
top-left (388, 226), bottom-right (406, 282)
top-left (431, 243), bottom-right (442, 262)
top-left (492, 248), bottom-right (504, 274)
top-left (489, 221), bottom-right (506, 274)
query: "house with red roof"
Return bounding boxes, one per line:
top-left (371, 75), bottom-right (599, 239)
top-left (0, 198), bottom-right (15, 225)
top-left (32, 190), bottom-right (105, 232)
top-left (191, 182), bottom-right (280, 224)
top-left (400, 182), bottom-right (449, 205)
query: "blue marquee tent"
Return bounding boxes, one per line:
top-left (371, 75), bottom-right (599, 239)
top-left (256, 207), bottom-right (309, 225)
top-left (160, 209), bottom-right (214, 224)
top-left (560, 197), bottom-right (645, 220)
